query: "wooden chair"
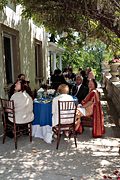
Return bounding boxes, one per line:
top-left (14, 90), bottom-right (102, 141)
top-left (80, 98), bottom-right (96, 134)
top-left (52, 100), bottom-right (77, 149)
top-left (81, 115), bottom-right (93, 127)
top-left (0, 98), bottom-right (32, 149)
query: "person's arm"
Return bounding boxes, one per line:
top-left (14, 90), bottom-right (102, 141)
top-left (52, 97), bottom-right (57, 115)
top-left (81, 91), bottom-right (95, 107)
top-left (82, 100), bottom-right (93, 108)
top-left (71, 86), bottom-right (76, 96)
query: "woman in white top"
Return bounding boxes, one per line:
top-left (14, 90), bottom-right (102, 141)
top-left (9, 79), bottom-right (34, 124)
top-left (52, 84), bottom-right (74, 127)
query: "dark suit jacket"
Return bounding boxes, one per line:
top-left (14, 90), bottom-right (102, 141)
top-left (72, 84), bottom-right (89, 103)
top-left (51, 74), bottom-right (68, 91)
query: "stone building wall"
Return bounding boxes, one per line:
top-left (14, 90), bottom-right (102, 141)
top-left (104, 75), bottom-right (120, 118)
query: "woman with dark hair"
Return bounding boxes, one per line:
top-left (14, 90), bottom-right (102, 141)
top-left (17, 73), bottom-right (25, 80)
top-left (9, 79), bottom-right (34, 124)
top-left (75, 79), bottom-right (105, 137)
top-left (9, 74), bottom-right (33, 99)
top-left (9, 73), bottom-right (25, 99)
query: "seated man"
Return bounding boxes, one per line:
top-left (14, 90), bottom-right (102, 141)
top-left (52, 84), bottom-right (74, 127)
top-left (72, 75), bottom-right (89, 103)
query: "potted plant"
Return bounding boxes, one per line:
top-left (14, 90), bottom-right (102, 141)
top-left (109, 58), bottom-right (120, 81)
top-left (109, 58), bottom-right (120, 64)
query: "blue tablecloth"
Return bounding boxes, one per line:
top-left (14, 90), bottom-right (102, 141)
top-left (33, 101), bottom-right (52, 126)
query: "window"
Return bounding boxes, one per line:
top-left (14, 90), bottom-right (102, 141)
top-left (34, 39), bottom-right (43, 80)
top-left (3, 34), bottom-right (14, 84)
top-left (1, 24), bottom-right (20, 85)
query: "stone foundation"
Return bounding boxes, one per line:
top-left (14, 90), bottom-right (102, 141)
top-left (103, 75), bottom-right (120, 117)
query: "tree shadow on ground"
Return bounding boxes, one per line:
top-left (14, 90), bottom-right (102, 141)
top-left (0, 88), bottom-right (119, 179)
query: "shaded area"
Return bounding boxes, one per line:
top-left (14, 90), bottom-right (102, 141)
top-left (0, 87), bottom-right (119, 180)
top-left (103, 88), bottom-right (120, 127)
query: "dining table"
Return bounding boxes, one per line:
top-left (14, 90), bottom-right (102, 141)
top-left (32, 98), bottom-right (53, 143)
top-left (32, 94), bottom-right (78, 144)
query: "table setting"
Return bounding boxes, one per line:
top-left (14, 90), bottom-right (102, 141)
top-left (32, 87), bottom-right (78, 144)
top-left (32, 88), bottom-right (56, 144)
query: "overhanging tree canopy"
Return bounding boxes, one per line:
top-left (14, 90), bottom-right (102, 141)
top-left (0, 0), bottom-right (120, 47)
top-left (9, 0), bottom-right (120, 37)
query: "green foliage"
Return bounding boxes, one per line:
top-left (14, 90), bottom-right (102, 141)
top-left (58, 31), bottom-right (110, 80)
top-left (0, 0), bottom-right (8, 10)
top-left (0, 0), bottom-right (119, 80)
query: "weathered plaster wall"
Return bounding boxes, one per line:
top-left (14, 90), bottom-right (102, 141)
top-left (0, 5), bottom-right (48, 97)
top-left (0, 24), bottom-right (5, 98)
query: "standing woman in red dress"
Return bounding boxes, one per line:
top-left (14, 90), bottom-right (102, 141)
top-left (75, 79), bottom-right (105, 137)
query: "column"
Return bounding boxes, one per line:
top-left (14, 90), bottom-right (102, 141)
top-left (53, 52), bottom-right (56, 71)
top-left (49, 51), bottom-right (52, 76)
top-left (59, 54), bottom-right (62, 71)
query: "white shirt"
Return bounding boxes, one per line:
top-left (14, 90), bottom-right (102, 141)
top-left (9, 91), bottom-right (34, 124)
top-left (52, 94), bottom-right (74, 127)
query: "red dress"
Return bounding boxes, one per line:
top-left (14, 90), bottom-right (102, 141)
top-left (79, 90), bottom-right (105, 137)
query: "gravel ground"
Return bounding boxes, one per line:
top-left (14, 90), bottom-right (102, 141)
top-left (0, 87), bottom-right (120, 180)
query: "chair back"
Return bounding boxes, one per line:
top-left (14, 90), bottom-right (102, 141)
top-left (0, 98), bottom-right (32, 149)
top-left (0, 98), bottom-right (15, 124)
top-left (58, 100), bottom-right (77, 126)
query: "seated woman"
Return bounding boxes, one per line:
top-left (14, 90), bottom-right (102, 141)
top-left (52, 84), bottom-right (74, 127)
top-left (9, 79), bottom-right (34, 124)
top-left (75, 79), bottom-right (105, 137)
top-left (9, 73), bottom-right (33, 99)
top-left (8, 73), bottom-right (26, 99)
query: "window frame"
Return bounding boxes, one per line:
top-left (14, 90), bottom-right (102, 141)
top-left (0, 23), bottom-right (20, 91)
top-left (34, 39), bottom-right (43, 81)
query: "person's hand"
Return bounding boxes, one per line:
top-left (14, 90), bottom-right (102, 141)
top-left (76, 109), bottom-right (81, 116)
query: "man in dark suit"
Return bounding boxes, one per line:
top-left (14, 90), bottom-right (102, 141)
top-left (51, 69), bottom-right (69, 91)
top-left (72, 75), bottom-right (89, 103)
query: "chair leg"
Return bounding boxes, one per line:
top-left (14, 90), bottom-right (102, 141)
top-left (29, 124), bottom-right (32, 142)
top-left (69, 129), bottom-right (72, 139)
top-left (2, 115), bottom-right (6, 144)
top-left (3, 130), bottom-right (6, 144)
top-left (56, 130), bottom-right (61, 150)
top-left (3, 124), bottom-right (7, 144)
top-left (74, 136), bottom-right (77, 148)
top-left (13, 127), bottom-right (17, 149)
top-left (15, 140), bottom-right (17, 149)
top-left (14, 134), bottom-right (17, 149)
top-left (73, 130), bottom-right (77, 148)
